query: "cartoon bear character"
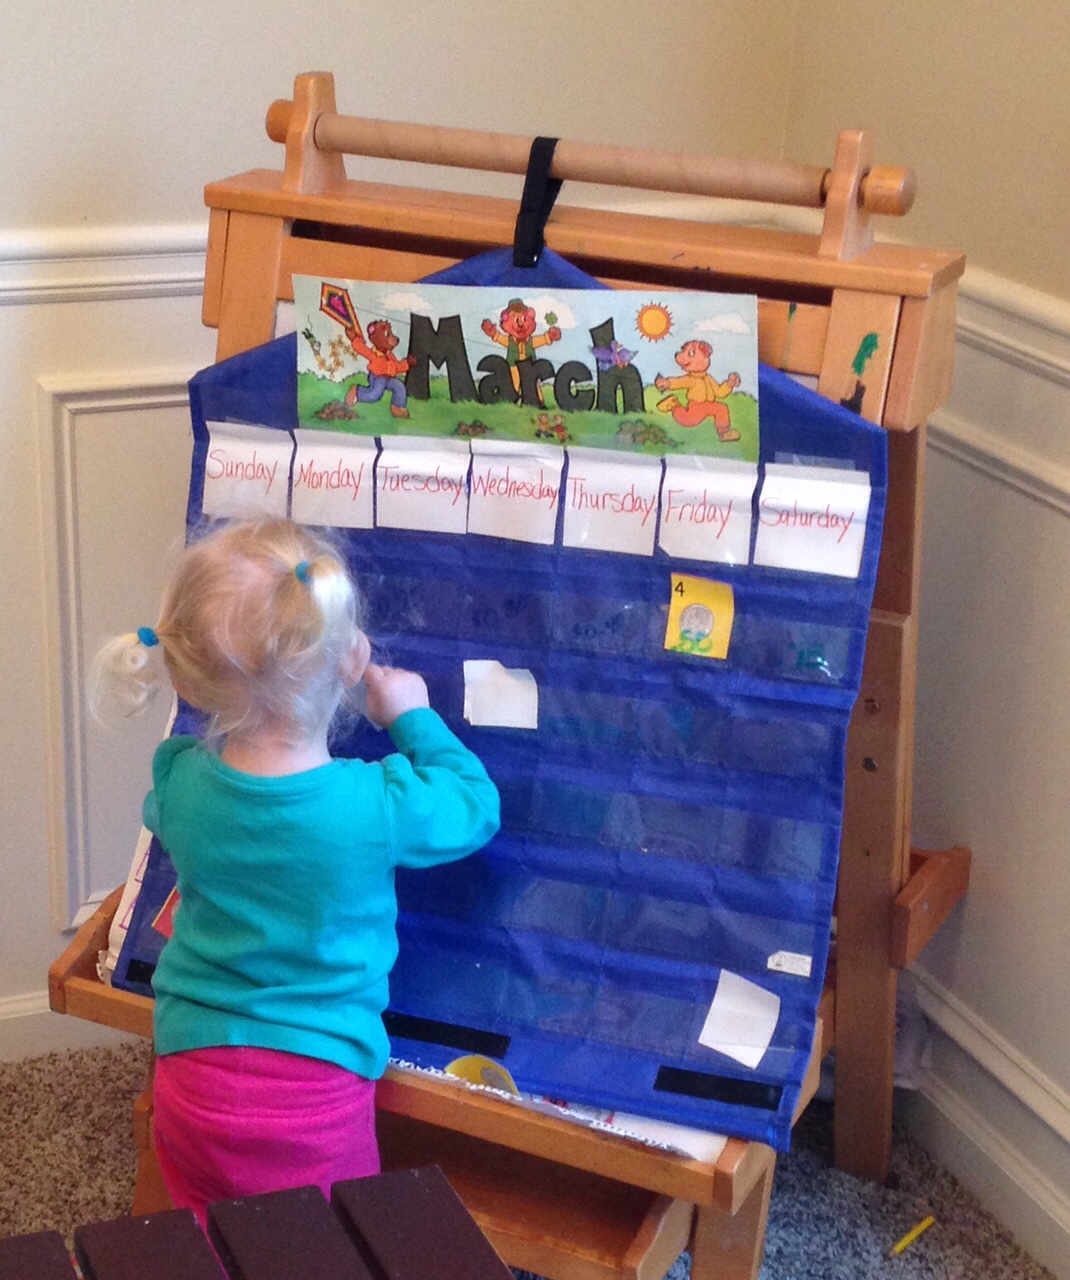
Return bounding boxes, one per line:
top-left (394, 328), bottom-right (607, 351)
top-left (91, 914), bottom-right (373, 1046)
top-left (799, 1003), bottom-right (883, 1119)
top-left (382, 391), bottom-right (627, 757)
top-left (482, 298), bottom-right (562, 403)
top-left (655, 340), bottom-right (741, 441)
top-left (344, 319), bottom-right (416, 418)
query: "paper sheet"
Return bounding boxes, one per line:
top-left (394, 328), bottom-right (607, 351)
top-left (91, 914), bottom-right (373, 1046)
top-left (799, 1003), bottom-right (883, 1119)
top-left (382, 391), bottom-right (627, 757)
top-left (99, 825), bottom-right (153, 984)
top-left (658, 457), bottom-right (757, 564)
top-left (698, 970), bottom-right (781, 1070)
top-left (201, 421), bottom-right (292, 518)
top-left (375, 437), bottom-right (470, 535)
top-left (561, 448), bottom-right (663, 555)
top-left (753, 463), bottom-right (871, 578)
top-left (607, 1113), bottom-right (729, 1164)
top-left (291, 430), bottom-right (377, 529)
top-left (101, 698), bottom-right (178, 983)
top-left (391, 1058), bottom-right (729, 1162)
top-left (463, 659), bottom-right (539, 729)
top-left (467, 440), bottom-right (563, 545)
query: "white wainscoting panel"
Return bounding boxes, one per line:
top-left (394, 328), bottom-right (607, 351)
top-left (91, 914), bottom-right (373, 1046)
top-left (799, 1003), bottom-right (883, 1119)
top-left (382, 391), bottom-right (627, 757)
top-left (37, 372), bottom-right (198, 929)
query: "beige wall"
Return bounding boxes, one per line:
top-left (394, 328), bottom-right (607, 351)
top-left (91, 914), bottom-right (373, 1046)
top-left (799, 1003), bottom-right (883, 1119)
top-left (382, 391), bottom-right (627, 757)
top-left (783, 0), bottom-right (1070, 299)
top-left (2, 0), bottom-right (794, 228)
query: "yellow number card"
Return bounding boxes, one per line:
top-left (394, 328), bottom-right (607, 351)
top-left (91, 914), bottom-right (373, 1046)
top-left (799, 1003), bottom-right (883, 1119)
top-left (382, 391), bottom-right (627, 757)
top-left (664, 574), bottom-right (735, 660)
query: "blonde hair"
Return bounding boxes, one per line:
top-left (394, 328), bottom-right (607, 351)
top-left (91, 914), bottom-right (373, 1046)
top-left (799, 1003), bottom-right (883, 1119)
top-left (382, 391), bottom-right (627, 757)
top-left (91, 518), bottom-right (364, 743)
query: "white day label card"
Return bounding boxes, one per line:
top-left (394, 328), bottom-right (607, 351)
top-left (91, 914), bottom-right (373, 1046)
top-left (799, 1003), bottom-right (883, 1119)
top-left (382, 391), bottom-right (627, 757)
top-left (291, 430), bottom-right (377, 529)
top-left (659, 456), bottom-right (757, 564)
top-left (202, 422), bottom-right (292, 519)
top-left (561, 448), bottom-right (663, 556)
top-left (753, 463), bottom-right (871, 578)
top-left (375, 437), bottom-right (471, 535)
top-left (468, 440), bottom-right (563, 545)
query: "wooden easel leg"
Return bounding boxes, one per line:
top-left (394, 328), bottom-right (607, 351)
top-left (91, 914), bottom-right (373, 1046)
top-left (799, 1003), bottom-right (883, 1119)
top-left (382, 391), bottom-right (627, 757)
top-left (131, 1079), bottom-right (173, 1216)
top-left (689, 1163), bottom-right (773, 1280)
top-left (214, 211), bottom-right (288, 363)
top-left (834, 613), bottom-right (912, 1181)
top-left (833, 963), bottom-right (898, 1182)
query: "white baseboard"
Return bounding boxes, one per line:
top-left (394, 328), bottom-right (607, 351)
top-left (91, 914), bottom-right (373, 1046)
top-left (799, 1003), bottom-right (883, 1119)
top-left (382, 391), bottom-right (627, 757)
top-left (904, 1080), bottom-right (1070, 1280)
top-left (905, 970), bottom-right (1070, 1279)
top-left (912, 971), bottom-right (1070, 1145)
top-left (0, 990), bottom-right (140, 1062)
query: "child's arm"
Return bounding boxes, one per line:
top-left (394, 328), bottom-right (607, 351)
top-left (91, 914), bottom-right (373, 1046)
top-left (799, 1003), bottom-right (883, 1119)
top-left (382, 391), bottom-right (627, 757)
top-left (365, 665), bottom-right (501, 868)
top-left (141, 735), bottom-right (200, 840)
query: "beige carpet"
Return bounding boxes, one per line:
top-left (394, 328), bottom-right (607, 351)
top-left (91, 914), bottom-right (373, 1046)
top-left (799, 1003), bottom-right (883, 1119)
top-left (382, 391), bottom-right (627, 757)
top-left (0, 1041), bottom-right (150, 1240)
top-left (0, 1042), bottom-right (1057, 1279)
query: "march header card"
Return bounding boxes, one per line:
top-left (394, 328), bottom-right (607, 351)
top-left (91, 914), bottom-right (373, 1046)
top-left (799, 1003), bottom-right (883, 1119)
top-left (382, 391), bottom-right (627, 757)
top-left (294, 277), bottom-right (759, 461)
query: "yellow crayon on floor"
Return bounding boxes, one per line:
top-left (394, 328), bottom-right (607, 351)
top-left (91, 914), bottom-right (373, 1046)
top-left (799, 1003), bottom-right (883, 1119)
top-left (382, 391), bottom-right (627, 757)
top-left (889, 1214), bottom-right (935, 1257)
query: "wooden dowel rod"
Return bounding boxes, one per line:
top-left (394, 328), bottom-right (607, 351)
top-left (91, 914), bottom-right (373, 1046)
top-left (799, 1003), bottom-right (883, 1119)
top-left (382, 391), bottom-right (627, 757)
top-left (266, 101), bottom-right (915, 216)
top-left (315, 115), bottom-right (827, 206)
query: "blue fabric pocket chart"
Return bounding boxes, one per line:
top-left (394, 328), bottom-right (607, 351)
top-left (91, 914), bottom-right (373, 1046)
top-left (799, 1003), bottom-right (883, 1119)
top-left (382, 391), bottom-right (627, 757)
top-left (114, 248), bottom-right (887, 1151)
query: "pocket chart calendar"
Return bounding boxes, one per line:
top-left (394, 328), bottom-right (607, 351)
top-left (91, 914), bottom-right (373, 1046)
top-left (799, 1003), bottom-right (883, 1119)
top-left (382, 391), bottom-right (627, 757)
top-left (114, 248), bottom-right (886, 1150)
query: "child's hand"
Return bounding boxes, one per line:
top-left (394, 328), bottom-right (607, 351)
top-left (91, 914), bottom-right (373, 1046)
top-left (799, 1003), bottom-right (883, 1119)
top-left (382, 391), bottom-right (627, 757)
top-left (363, 664), bottom-right (430, 728)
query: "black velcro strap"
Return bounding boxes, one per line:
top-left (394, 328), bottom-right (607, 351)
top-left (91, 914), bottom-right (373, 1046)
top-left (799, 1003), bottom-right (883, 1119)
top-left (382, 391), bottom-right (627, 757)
top-left (513, 136), bottom-right (562, 268)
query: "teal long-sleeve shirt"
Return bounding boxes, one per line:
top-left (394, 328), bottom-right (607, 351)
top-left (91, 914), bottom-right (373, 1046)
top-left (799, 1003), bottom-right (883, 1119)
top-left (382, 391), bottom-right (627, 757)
top-left (143, 708), bottom-right (500, 1078)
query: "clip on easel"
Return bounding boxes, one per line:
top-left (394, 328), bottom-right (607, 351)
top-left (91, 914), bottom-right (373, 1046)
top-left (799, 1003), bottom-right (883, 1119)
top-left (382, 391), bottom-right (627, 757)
top-left (50, 71), bottom-right (971, 1280)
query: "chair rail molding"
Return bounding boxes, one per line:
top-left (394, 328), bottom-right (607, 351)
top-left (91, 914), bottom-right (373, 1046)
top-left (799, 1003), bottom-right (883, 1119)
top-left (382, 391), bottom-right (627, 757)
top-left (0, 223), bottom-right (208, 306)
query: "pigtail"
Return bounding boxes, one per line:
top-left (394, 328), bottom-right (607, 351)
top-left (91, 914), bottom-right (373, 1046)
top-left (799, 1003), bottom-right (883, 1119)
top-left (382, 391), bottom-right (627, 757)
top-left (294, 555), bottom-right (360, 636)
top-left (89, 519), bottom-right (365, 743)
top-left (89, 629), bottom-right (168, 723)
top-left (286, 548), bottom-right (364, 735)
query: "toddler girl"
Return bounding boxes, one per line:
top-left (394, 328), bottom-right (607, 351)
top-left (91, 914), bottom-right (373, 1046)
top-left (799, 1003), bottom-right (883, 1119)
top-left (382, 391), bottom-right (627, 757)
top-left (93, 517), bottom-right (500, 1224)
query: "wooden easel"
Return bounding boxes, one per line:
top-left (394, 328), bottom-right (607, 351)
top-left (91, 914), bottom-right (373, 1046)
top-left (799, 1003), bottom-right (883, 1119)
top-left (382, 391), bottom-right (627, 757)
top-left (50, 71), bottom-right (971, 1280)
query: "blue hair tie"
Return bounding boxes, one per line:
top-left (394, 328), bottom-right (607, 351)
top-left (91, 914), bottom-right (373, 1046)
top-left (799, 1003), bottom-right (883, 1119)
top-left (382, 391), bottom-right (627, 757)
top-left (137, 626), bottom-right (160, 648)
top-left (294, 560), bottom-right (311, 583)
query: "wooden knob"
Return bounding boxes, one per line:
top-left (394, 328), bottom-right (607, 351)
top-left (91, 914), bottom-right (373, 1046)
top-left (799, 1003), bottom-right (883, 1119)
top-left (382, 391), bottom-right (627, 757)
top-left (861, 166), bottom-right (916, 216)
top-left (266, 99), bottom-right (293, 144)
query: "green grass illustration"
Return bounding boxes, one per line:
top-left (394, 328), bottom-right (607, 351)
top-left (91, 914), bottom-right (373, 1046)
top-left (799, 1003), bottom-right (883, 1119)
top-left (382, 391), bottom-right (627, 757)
top-left (298, 373), bottom-right (759, 462)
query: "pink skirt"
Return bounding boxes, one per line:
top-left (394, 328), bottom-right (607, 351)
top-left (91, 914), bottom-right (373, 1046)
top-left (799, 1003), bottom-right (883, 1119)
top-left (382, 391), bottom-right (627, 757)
top-left (153, 1046), bottom-right (379, 1228)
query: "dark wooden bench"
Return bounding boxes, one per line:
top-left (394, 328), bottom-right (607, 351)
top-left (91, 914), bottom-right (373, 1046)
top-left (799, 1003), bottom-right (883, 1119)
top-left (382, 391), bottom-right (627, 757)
top-left (0, 1166), bottom-right (510, 1280)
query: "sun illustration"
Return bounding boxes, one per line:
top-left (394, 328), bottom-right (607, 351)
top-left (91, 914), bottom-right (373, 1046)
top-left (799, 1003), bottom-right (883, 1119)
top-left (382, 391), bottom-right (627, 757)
top-left (635, 302), bottom-right (674, 342)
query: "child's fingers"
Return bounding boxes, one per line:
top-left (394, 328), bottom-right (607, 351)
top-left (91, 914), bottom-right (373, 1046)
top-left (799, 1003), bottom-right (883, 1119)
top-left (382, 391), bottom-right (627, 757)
top-left (366, 663), bottom-right (416, 683)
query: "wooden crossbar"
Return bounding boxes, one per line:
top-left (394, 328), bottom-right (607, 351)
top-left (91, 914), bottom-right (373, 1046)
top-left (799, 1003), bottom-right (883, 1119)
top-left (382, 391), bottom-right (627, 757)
top-left (265, 98), bottom-right (916, 218)
top-left (262, 71), bottom-right (916, 262)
